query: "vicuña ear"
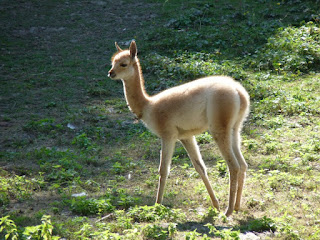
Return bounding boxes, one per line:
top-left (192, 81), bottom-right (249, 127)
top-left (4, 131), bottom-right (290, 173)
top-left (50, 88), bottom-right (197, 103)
top-left (115, 42), bottom-right (122, 52)
top-left (129, 40), bottom-right (137, 59)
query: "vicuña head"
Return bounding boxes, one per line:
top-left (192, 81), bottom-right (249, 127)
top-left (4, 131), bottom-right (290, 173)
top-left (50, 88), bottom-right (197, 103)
top-left (108, 40), bottom-right (250, 217)
top-left (108, 41), bottom-right (139, 81)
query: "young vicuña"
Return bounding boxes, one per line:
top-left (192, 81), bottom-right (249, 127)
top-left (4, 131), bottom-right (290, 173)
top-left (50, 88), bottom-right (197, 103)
top-left (108, 40), bottom-right (250, 216)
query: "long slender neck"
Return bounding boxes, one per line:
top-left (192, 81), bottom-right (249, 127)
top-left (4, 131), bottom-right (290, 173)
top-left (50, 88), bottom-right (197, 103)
top-left (122, 59), bottom-right (149, 119)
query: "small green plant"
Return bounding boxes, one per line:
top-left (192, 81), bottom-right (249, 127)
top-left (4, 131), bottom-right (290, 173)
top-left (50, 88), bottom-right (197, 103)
top-left (105, 188), bottom-right (140, 209)
top-left (74, 222), bottom-right (94, 239)
top-left (22, 215), bottom-right (59, 240)
top-left (242, 139), bottom-right (259, 151)
top-left (47, 165), bottom-right (79, 183)
top-left (23, 118), bottom-right (63, 135)
top-left (72, 133), bottom-right (97, 151)
top-left (205, 223), bottom-right (240, 240)
top-left (250, 22), bottom-right (320, 73)
top-left (275, 214), bottom-right (300, 239)
top-left (0, 174), bottom-right (45, 202)
top-left (146, 52), bottom-right (246, 91)
top-left (241, 216), bottom-right (277, 232)
top-left (114, 210), bottom-right (133, 231)
top-left (70, 197), bottom-right (114, 216)
top-left (142, 223), bottom-right (175, 240)
top-left (0, 215), bottom-right (59, 240)
top-left (196, 132), bottom-right (212, 144)
top-left (128, 204), bottom-right (184, 222)
top-left (0, 216), bottom-right (18, 240)
top-left (109, 152), bottom-right (137, 175)
top-left (0, 191), bottom-right (9, 206)
top-left (202, 206), bottom-right (219, 222)
top-left (185, 229), bottom-right (202, 240)
top-left (111, 161), bottom-right (125, 174)
top-left (216, 160), bottom-right (227, 177)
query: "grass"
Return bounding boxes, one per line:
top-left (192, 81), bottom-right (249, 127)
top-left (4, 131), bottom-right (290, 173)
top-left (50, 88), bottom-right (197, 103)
top-left (1, 0), bottom-right (320, 239)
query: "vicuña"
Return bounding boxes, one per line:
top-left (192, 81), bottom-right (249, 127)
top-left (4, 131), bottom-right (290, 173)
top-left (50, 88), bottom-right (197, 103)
top-left (108, 40), bottom-right (250, 216)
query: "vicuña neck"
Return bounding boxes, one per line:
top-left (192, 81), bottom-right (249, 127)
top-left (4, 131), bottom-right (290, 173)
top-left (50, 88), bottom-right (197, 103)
top-left (122, 59), bottom-right (149, 119)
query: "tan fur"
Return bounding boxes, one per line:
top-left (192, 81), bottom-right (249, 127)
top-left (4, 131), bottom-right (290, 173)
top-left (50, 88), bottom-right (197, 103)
top-left (108, 41), bottom-right (250, 216)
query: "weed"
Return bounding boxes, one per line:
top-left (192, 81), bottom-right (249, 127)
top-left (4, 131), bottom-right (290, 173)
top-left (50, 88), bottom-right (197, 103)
top-left (0, 174), bottom-right (45, 203)
top-left (250, 22), bottom-right (320, 73)
top-left (114, 210), bottom-right (134, 231)
top-left (128, 204), bottom-right (184, 222)
top-left (216, 160), bottom-right (228, 177)
top-left (0, 216), bottom-right (18, 240)
top-left (242, 139), bottom-right (259, 151)
top-left (0, 215), bottom-right (59, 240)
top-left (22, 215), bottom-right (58, 240)
top-left (185, 229), bottom-right (202, 240)
top-left (241, 216), bottom-right (277, 232)
top-left (196, 132), bottom-right (212, 144)
top-left (38, 155), bottom-right (83, 185)
top-left (23, 118), bottom-right (64, 135)
top-left (72, 133), bottom-right (97, 152)
top-left (146, 52), bottom-right (246, 92)
top-left (206, 223), bottom-right (240, 239)
top-left (142, 223), bottom-right (176, 240)
top-left (247, 198), bottom-right (265, 210)
top-left (104, 188), bottom-right (140, 209)
top-left (201, 206), bottom-right (220, 223)
top-left (274, 214), bottom-right (300, 239)
top-left (267, 170), bottom-right (304, 190)
top-left (110, 160), bottom-right (137, 175)
top-left (70, 197), bottom-right (114, 216)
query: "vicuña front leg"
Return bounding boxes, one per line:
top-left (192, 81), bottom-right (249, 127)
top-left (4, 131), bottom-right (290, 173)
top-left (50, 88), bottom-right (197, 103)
top-left (156, 139), bottom-right (175, 204)
top-left (180, 137), bottom-right (220, 210)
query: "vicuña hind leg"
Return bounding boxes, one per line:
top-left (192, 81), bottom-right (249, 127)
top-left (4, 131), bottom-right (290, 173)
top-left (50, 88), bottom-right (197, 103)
top-left (232, 128), bottom-right (248, 211)
top-left (180, 137), bottom-right (220, 210)
top-left (212, 130), bottom-right (240, 217)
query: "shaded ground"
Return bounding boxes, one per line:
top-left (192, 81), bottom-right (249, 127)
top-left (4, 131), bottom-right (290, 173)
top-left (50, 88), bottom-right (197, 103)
top-left (0, 0), bottom-right (160, 150)
top-left (1, 0), bottom-right (320, 239)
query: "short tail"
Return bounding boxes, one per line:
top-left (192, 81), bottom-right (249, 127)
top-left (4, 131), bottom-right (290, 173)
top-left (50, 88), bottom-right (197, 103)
top-left (235, 85), bottom-right (250, 130)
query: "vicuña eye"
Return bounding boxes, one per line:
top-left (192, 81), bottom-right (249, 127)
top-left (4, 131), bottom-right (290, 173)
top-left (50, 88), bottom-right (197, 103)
top-left (120, 63), bottom-right (127, 67)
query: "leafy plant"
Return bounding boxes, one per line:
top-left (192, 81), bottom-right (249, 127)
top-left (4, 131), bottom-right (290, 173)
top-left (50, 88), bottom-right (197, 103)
top-left (22, 215), bottom-right (59, 240)
top-left (196, 132), bottom-right (212, 144)
top-left (105, 188), bottom-right (140, 209)
top-left (128, 204), bottom-right (184, 223)
top-left (146, 52), bottom-right (246, 92)
top-left (216, 160), bottom-right (228, 177)
top-left (185, 229), bottom-right (202, 240)
top-left (250, 22), bottom-right (320, 73)
top-left (70, 197), bottom-right (114, 216)
top-left (201, 206), bottom-right (220, 222)
top-left (0, 216), bottom-right (18, 240)
top-left (241, 216), bottom-right (277, 232)
top-left (0, 215), bottom-right (59, 240)
top-left (205, 223), bottom-right (240, 240)
top-left (0, 174), bottom-right (45, 202)
top-left (142, 223), bottom-right (176, 240)
top-left (72, 133), bottom-right (99, 152)
top-left (23, 118), bottom-right (63, 135)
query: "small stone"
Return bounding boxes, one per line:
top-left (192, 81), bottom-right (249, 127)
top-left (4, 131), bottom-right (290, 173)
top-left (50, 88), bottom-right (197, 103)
top-left (239, 232), bottom-right (260, 240)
